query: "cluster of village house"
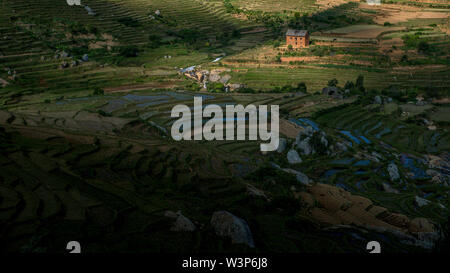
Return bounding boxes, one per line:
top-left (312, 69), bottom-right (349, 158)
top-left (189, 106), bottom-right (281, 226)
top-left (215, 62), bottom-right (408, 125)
top-left (181, 68), bottom-right (244, 92)
top-left (181, 29), bottom-right (309, 91)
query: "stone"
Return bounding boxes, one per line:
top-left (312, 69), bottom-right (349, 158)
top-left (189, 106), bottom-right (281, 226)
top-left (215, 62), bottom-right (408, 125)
top-left (211, 211), bottom-right (255, 248)
top-left (322, 86), bottom-right (339, 96)
top-left (296, 171), bottom-right (311, 185)
top-left (296, 137), bottom-right (313, 155)
top-left (382, 182), bottom-right (399, 194)
top-left (246, 184), bottom-right (268, 200)
top-left (320, 135), bottom-right (328, 147)
top-left (85, 6), bottom-right (96, 16)
top-left (82, 54), bottom-right (89, 62)
top-left (164, 210), bottom-right (196, 232)
top-left (387, 163), bottom-right (400, 181)
top-left (335, 142), bottom-right (349, 152)
top-left (227, 83), bottom-right (243, 91)
top-left (414, 196), bottom-right (431, 208)
top-left (287, 149), bottom-right (302, 164)
top-left (155, 10), bottom-right (161, 16)
top-left (220, 74), bottom-right (231, 84)
top-left (209, 74), bottom-right (221, 82)
top-left (277, 138), bottom-right (287, 153)
top-left (374, 95), bottom-right (382, 104)
top-left (408, 218), bottom-right (434, 233)
top-left (60, 61), bottom-right (69, 69)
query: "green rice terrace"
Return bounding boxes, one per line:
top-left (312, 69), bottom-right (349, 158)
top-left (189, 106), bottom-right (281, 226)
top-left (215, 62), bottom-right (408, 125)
top-left (0, 0), bottom-right (449, 253)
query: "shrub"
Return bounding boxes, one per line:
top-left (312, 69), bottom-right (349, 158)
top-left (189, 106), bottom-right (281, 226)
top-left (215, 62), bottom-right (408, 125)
top-left (327, 78), bottom-right (338, 87)
top-left (93, 87), bottom-right (104, 96)
top-left (296, 82), bottom-right (307, 93)
top-left (117, 17), bottom-right (140, 27)
top-left (119, 46), bottom-right (139, 57)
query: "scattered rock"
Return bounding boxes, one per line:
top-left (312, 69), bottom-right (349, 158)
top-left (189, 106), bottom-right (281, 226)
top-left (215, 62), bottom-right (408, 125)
top-left (287, 149), bottom-right (302, 164)
top-left (408, 218), bottom-right (434, 233)
top-left (322, 86), bottom-right (342, 99)
top-left (295, 171), bottom-right (311, 185)
top-left (61, 51), bottom-right (70, 58)
top-left (209, 73), bottom-right (221, 82)
top-left (296, 136), bottom-right (313, 155)
top-left (85, 6), bottom-right (96, 16)
top-left (382, 182), bottom-right (399, 194)
top-left (164, 210), bottom-right (196, 232)
top-left (414, 196), bottom-right (431, 208)
top-left (60, 61), bottom-right (69, 69)
top-left (335, 142), bottom-right (349, 152)
top-left (387, 163), bottom-right (400, 181)
top-left (374, 95), bottom-right (382, 104)
top-left (246, 184), bottom-right (268, 200)
top-left (220, 74), bottom-right (231, 84)
top-left (210, 211), bottom-right (255, 248)
top-left (277, 138), bottom-right (287, 153)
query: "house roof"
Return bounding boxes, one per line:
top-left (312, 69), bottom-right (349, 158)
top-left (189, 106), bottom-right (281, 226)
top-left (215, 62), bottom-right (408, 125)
top-left (286, 29), bottom-right (308, 37)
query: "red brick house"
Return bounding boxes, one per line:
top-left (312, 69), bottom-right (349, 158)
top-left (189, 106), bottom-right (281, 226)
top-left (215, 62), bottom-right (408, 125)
top-left (286, 29), bottom-right (309, 49)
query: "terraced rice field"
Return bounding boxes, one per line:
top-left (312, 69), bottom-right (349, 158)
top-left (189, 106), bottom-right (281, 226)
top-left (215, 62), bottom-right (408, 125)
top-left (314, 104), bottom-right (450, 153)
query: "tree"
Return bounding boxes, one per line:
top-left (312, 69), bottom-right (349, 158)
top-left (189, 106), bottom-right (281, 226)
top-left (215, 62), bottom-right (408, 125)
top-left (93, 87), bottom-right (104, 96)
top-left (356, 75), bottom-right (365, 92)
top-left (418, 41), bottom-right (430, 53)
top-left (425, 87), bottom-right (440, 99)
top-left (327, 78), bottom-right (338, 87)
top-left (119, 46), bottom-right (139, 57)
top-left (296, 82), bottom-right (307, 93)
top-left (344, 81), bottom-right (355, 90)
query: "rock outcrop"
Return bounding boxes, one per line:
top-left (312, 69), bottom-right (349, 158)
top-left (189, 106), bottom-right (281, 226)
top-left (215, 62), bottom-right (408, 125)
top-left (165, 210), bottom-right (196, 232)
top-left (287, 149), bottom-right (302, 164)
top-left (210, 211), bottom-right (255, 248)
top-left (293, 183), bottom-right (436, 244)
top-left (388, 163), bottom-right (400, 181)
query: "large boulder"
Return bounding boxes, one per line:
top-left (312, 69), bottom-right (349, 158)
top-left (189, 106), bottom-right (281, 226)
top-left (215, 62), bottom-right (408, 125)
top-left (210, 211), bottom-right (255, 248)
top-left (414, 196), bottom-right (431, 208)
top-left (209, 74), bottom-right (221, 82)
top-left (408, 218), bottom-right (434, 233)
top-left (82, 54), bottom-right (89, 62)
top-left (277, 138), bottom-right (287, 153)
top-left (387, 163), bottom-right (400, 181)
top-left (164, 211), bottom-right (196, 232)
top-left (335, 142), bottom-right (349, 152)
top-left (220, 74), bottom-right (231, 84)
top-left (295, 171), bottom-right (311, 185)
top-left (374, 95), bottom-right (382, 104)
top-left (296, 137), bottom-right (313, 155)
top-left (227, 83), bottom-right (244, 91)
top-left (287, 149), bottom-right (302, 164)
top-left (85, 6), bottom-right (96, 16)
